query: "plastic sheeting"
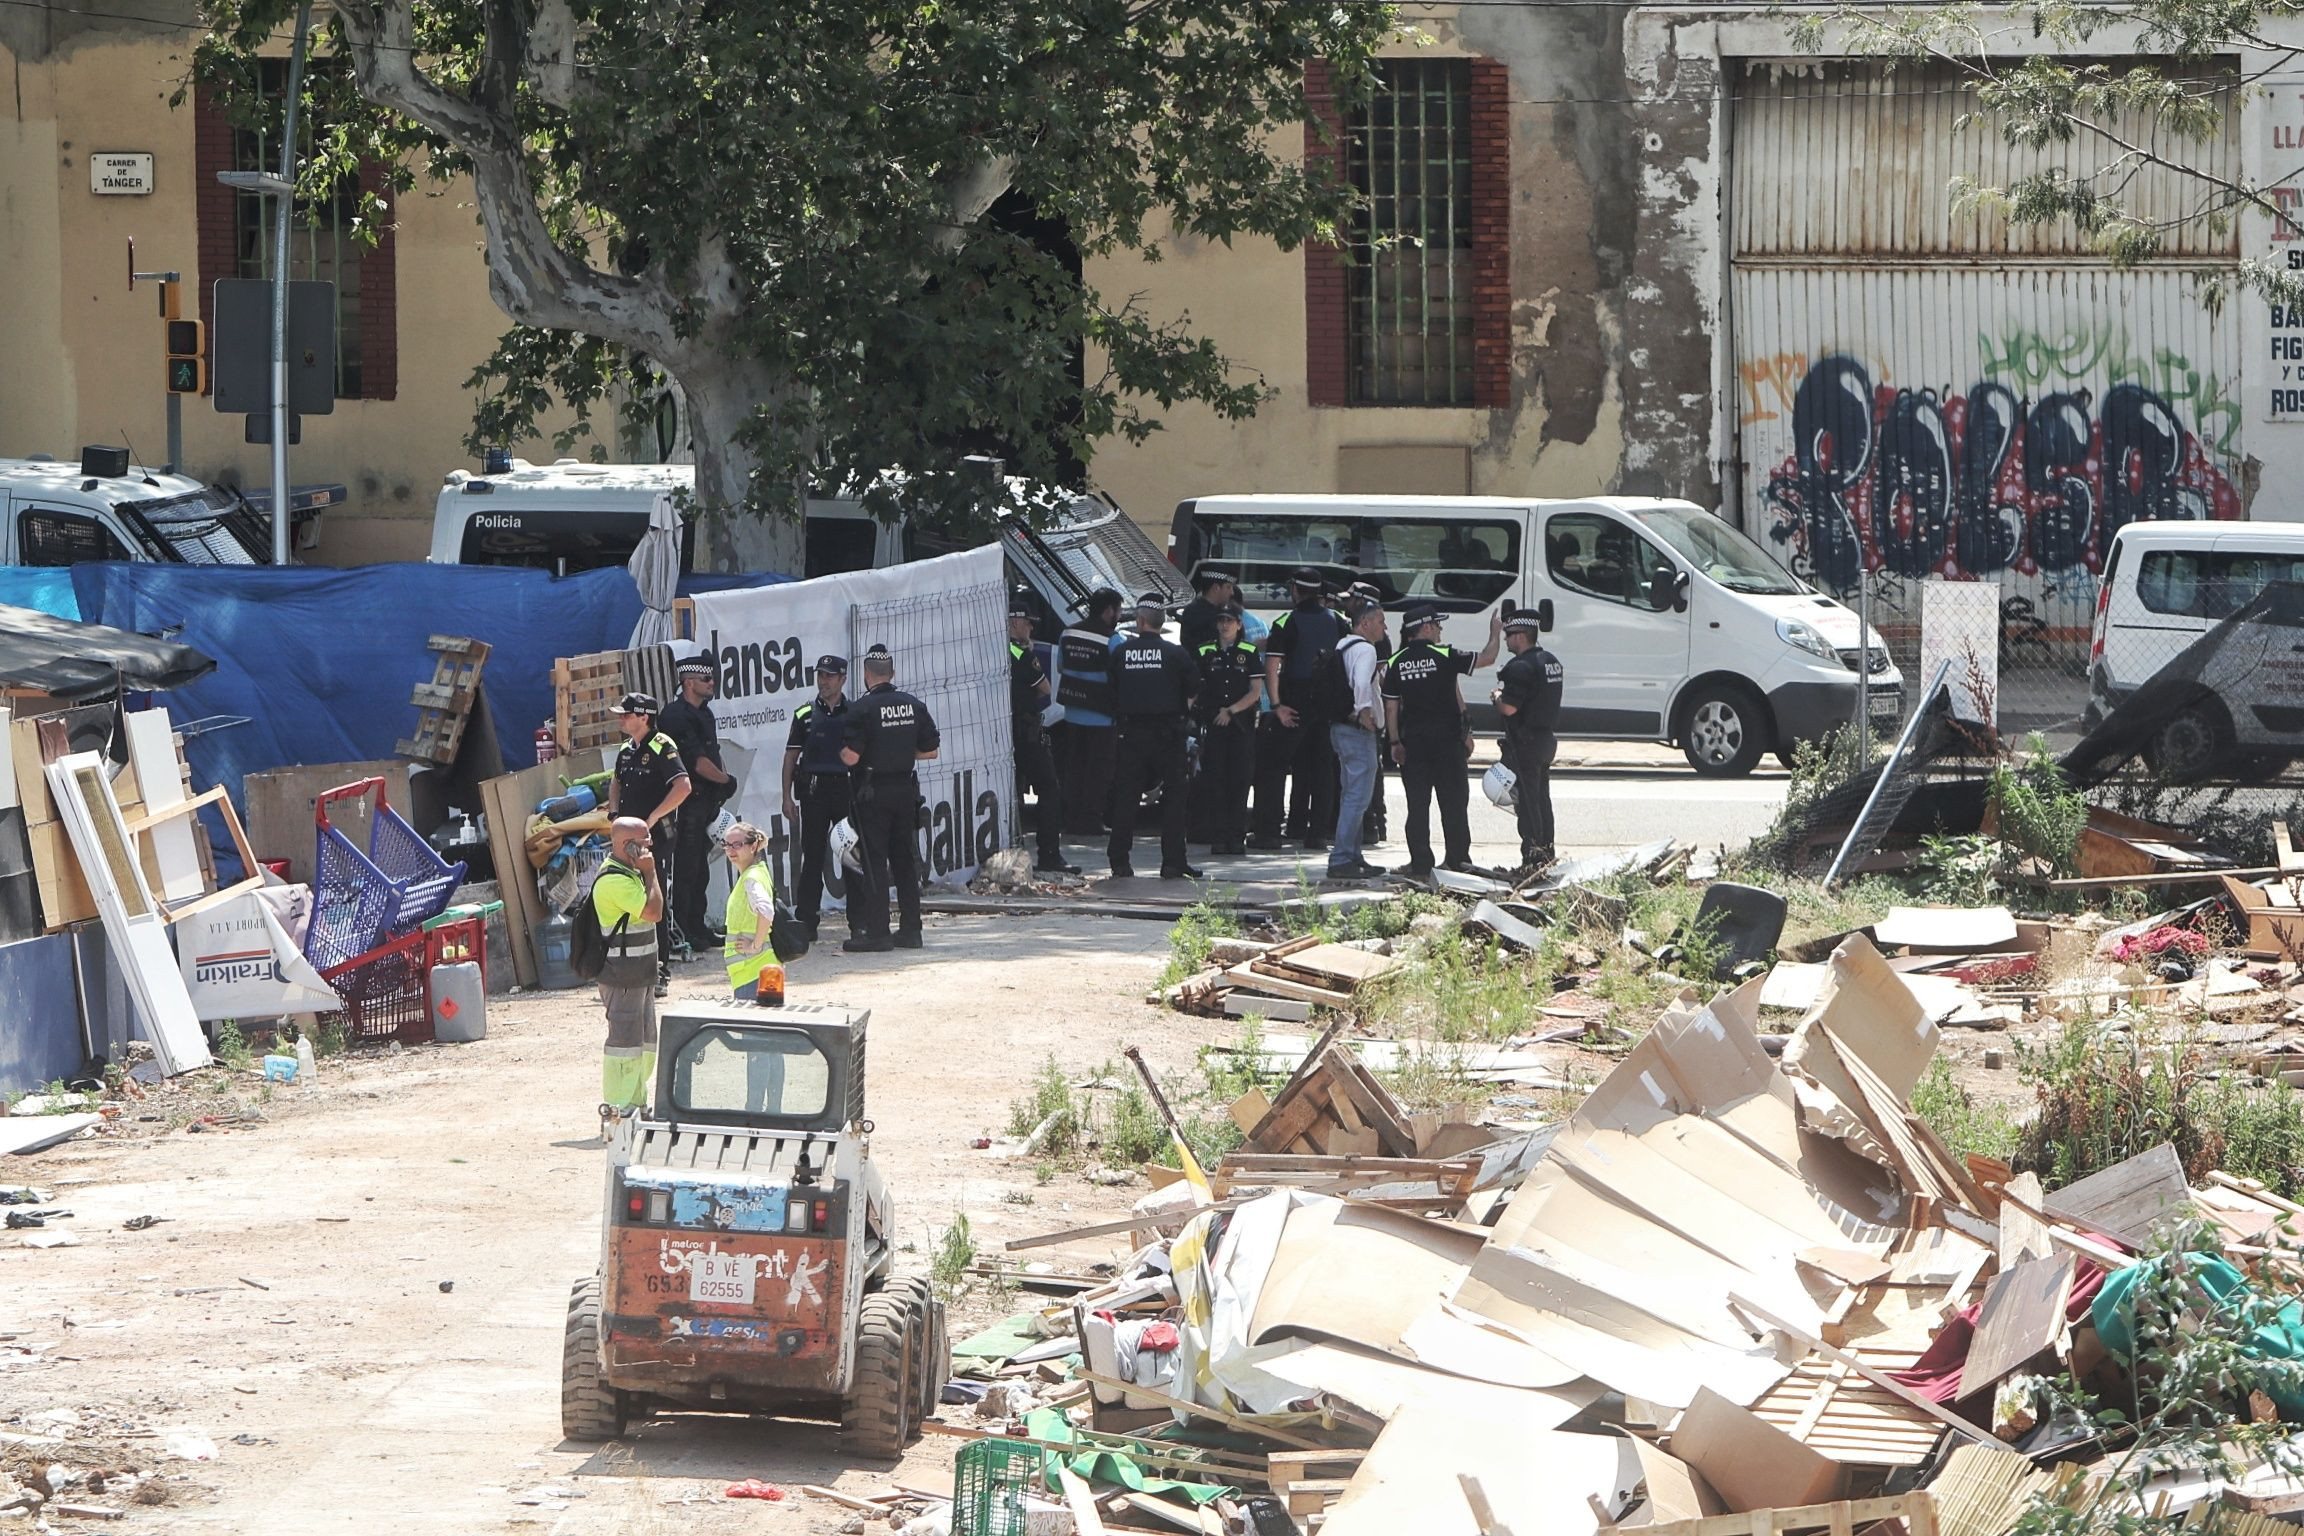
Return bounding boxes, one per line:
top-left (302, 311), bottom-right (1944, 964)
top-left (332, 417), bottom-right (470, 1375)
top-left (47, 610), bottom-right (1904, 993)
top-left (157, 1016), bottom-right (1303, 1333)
top-left (0, 603), bottom-right (216, 699)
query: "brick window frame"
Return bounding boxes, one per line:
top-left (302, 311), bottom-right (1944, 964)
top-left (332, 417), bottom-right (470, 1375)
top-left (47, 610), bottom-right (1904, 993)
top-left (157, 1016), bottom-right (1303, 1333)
top-left (1304, 58), bottom-right (1509, 409)
top-left (192, 82), bottom-right (398, 402)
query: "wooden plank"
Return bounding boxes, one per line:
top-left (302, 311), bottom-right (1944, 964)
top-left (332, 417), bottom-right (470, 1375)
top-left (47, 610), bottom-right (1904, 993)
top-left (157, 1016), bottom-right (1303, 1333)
top-left (1059, 1467), bottom-right (1109, 1536)
top-left (1071, 1370), bottom-right (1325, 1451)
top-left (1998, 1172), bottom-right (2055, 1267)
top-left (1004, 1202), bottom-right (1244, 1252)
top-left (1956, 1255), bottom-right (2075, 1401)
top-left (1223, 964), bottom-right (1352, 1008)
top-left (1599, 1491), bottom-right (1937, 1536)
top-left (2041, 1143), bottom-right (2191, 1249)
top-left (1119, 1494), bottom-right (1203, 1532)
top-left (1730, 1295), bottom-right (1995, 1446)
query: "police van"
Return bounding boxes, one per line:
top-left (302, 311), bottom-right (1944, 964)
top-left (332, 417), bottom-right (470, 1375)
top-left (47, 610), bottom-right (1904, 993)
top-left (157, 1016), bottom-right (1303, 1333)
top-left (428, 458), bottom-right (1184, 640)
top-left (1167, 493), bottom-right (1901, 776)
top-left (0, 447), bottom-right (340, 565)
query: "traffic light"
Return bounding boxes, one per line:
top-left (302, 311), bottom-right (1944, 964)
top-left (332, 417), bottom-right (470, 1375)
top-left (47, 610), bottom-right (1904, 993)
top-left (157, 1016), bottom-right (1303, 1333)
top-left (165, 317), bottom-right (206, 395)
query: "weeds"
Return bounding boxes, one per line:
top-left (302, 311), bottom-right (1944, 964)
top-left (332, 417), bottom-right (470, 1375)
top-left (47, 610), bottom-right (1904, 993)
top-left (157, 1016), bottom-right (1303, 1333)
top-left (1362, 933), bottom-right (1562, 1043)
top-left (1913, 833), bottom-right (2004, 907)
top-left (929, 1213), bottom-right (977, 1302)
top-left (1380, 1041), bottom-right (1495, 1117)
top-left (1158, 895), bottom-right (1246, 989)
top-left (1005, 1055), bottom-right (1085, 1157)
top-left (2018, 1017), bottom-right (2304, 1196)
top-left (1197, 1015), bottom-right (1282, 1104)
top-left (1103, 1086), bottom-right (1168, 1167)
top-left (1909, 1056), bottom-right (2020, 1162)
top-left (315, 1019), bottom-right (350, 1058)
top-left (213, 1021), bottom-right (253, 1073)
top-left (1987, 735), bottom-right (2087, 875)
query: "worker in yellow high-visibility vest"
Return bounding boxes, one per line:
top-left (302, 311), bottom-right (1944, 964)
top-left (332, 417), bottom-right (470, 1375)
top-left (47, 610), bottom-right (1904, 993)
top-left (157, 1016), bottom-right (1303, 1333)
top-left (721, 822), bottom-right (782, 1004)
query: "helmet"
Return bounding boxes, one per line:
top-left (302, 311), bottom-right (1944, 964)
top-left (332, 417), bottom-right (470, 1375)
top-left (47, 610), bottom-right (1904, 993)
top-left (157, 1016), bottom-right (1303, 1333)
top-left (1481, 761), bottom-right (1518, 808)
top-left (830, 817), bottom-right (863, 872)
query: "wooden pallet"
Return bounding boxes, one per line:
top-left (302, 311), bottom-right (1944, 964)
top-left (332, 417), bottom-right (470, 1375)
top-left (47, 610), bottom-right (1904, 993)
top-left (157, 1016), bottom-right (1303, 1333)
top-left (397, 635), bottom-right (492, 764)
top-left (552, 649), bottom-right (627, 756)
top-left (1601, 1490), bottom-right (1938, 1536)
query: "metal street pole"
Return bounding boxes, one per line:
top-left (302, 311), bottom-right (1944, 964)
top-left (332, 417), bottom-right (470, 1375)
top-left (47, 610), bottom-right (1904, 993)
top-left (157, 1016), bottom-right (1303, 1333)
top-left (270, 0), bottom-right (314, 566)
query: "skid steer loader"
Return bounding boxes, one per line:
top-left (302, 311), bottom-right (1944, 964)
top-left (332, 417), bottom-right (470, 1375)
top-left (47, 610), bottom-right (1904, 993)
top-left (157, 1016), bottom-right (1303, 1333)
top-left (561, 1002), bottom-right (947, 1456)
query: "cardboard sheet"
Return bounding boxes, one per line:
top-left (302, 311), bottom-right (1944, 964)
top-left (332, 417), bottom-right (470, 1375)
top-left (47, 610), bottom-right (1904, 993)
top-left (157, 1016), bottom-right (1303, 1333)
top-left (1629, 1437), bottom-right (1726, 1523)
top-left (1246, 1197), bottom-right (1573, 1388)
top-left (1453, 1240), bottom-right (1792, 1408)
top-left (1254, 1337), bottom-right (1594, 1426)
top-left (2042, 1142), bottom-right (2191, 1249)
top-left (1322, 1413), bottom-right (1641, 1536)
top-left (1787, 934), bottom-right (1941, 1102)
top-left (1670, 1385), bottom-right (1846, 1513)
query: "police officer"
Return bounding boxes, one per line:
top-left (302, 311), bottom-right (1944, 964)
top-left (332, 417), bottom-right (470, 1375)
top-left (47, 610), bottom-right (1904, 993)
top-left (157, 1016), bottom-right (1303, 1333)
top-left (1191, 608), bottom-right (1261, 856)
top-left (1344, 581), bottom-right (1391, 848)
top-left (606, 691), bottom-right (691, 993)
top-left (780, 655), bottom-right (852, 947)
top-left (1252, 567), bottom-right (1343, 850)
top-left (658, 653), bottom-right (736, 951)
top-left (1178, 567), bottom-right (1239, 654)
top-left (839, 644), bottom-right (941, 952)
top-left (1008, 592), bottom-right (1078, 875)
top-left (1494, 608), bottom-right (1566, 873)
top-left (1382, 604), bottom-right (1503, 878)
top-left (1055, 588), bottom-right (1124, 835)
top-left (1107, 592), bottom-right (1198, 881)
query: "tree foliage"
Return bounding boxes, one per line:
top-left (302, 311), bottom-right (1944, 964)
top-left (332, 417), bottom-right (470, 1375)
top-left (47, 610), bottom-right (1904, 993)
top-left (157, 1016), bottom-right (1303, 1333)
top-left (1798, 0), bottom-right (2304, 311)
top-left (186, 0), bottom-right (1397, 531)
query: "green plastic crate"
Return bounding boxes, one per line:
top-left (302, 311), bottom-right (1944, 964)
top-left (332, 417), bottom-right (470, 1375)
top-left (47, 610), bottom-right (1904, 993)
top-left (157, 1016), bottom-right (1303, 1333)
top-left (952, 1437), bottom-right (1040, 1536)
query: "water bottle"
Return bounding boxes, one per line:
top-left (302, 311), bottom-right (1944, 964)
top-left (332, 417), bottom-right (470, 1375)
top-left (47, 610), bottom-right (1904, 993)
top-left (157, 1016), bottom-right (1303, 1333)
top-left (295, 1036), bottom-right (317, 1087)
top-left (533, 911), bottom-right (580, 990)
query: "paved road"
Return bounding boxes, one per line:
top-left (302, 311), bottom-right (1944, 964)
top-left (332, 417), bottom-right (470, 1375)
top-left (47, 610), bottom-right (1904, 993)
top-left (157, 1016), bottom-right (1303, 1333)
top-left (1069, 739), bottom-right (1791, 882)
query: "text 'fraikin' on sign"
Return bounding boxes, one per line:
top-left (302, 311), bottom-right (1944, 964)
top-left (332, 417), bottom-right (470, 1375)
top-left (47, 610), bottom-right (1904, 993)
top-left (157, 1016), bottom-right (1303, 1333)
top-left (89, 153), bottom-right (154, 195)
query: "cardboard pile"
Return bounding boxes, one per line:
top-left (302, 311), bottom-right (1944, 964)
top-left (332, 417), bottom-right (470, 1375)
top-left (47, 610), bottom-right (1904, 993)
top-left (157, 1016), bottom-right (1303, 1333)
top-left (950, 934), bottom-right (2304, 1536)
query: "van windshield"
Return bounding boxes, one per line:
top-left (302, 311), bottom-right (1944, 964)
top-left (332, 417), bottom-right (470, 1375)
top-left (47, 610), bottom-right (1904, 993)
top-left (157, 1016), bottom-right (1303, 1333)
top-left (114, 487), bottom-right (270, 564)
top-left (1629, 506), bottom-right (1803, 595)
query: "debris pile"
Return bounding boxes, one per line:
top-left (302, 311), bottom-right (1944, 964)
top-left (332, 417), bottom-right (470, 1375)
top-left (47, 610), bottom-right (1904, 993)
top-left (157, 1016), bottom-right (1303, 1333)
top-left (906, 919), bottom-right (2304, 1536)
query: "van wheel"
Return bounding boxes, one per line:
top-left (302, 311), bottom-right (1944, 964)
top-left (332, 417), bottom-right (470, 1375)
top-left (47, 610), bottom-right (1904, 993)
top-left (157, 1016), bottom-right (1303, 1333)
top-left (1681, 684), bottom-right (1768, 778)
top-left (2144, 702), bottom-right (2231, 783)
top-left (561, 1275), bottom-right (628, 1442)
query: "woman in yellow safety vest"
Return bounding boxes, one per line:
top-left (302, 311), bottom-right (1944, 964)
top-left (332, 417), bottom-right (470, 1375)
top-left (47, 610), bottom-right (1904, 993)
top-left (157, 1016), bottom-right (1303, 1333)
top-left (721, 822), bottom-right (782, 1003)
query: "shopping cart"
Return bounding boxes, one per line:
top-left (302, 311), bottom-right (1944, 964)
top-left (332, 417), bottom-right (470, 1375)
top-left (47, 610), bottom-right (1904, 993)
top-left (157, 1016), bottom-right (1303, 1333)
top-left (304, 777), bottom-right (467, 974)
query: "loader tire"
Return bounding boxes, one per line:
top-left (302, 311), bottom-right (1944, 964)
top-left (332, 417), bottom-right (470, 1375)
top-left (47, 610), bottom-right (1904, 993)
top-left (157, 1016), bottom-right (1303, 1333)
top-left (842, 1289), bottom-right (915, 1458)
top-left (894, 1275), bottom-right (948, 1427)
top-left (561, 1274), bottom-right (628, 1442)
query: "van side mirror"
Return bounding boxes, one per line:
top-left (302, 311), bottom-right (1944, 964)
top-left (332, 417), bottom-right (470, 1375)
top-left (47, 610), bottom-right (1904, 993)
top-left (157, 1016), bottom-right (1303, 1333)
top-left (1647, 568), bottom-right (1677, 612)
top-left (1673, 570), bottom-right (1691, 613)
top-left (1537, 599), bottom-right (1555, 633)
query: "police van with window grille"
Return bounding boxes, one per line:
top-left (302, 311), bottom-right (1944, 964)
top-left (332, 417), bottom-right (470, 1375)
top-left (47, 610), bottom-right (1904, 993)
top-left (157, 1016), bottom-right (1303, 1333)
top-left (1168, 493), bottom-right (1900, 776)
top-left (0, 447), bottom-right (340, 565)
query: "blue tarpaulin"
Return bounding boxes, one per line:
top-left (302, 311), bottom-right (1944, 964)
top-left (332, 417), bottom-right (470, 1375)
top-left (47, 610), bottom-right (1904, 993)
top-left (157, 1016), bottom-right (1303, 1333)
top-left (51, 560), bottom-right (786, 815)
top-left (0, 567), bottom-right (85, 622)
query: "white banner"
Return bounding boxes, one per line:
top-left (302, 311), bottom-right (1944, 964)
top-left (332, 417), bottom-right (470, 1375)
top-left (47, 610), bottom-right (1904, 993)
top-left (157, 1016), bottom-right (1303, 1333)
top-left (178, 885), bottom-right (345, 1021)
top-left (687, 545), bottom-right (1013, 903)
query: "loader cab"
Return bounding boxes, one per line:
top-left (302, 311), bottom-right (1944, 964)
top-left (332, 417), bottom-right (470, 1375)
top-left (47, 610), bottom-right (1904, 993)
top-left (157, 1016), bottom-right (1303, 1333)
top-left (654, 1003), bottom-right (866, 1133)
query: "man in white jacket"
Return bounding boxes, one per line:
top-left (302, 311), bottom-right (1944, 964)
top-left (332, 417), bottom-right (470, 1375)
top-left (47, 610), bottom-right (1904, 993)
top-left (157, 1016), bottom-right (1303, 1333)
top-left (1326, 604), bottom-right (1388, 881)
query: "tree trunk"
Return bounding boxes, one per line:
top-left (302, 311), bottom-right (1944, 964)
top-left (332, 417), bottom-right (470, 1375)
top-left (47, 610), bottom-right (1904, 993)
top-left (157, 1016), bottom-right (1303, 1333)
top-left (672, 354), bottom-right (803, 575)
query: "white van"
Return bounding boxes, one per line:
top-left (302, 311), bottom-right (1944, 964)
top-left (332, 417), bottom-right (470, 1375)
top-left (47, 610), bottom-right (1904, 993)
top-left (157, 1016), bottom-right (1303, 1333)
top-left (2086, 521), bottom-right (2304, 768)
top-left (1167, 493), bottom-right (1901, 775)
top-left (0, 448), bottom-right (339, 565)
top-left (429, 458), bottom-right (1186, 638)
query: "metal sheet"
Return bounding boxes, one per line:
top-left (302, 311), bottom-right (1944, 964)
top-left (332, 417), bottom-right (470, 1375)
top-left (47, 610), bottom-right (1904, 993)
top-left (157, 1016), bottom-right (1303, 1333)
top-left (1731, 263), bottom-right (2244, 641)
top-left (1732, 61), bottom-right (2239, 261)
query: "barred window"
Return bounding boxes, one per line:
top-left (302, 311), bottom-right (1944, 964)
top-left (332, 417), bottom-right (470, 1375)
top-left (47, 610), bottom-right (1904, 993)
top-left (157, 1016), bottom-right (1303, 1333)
top-left (1346, 60), bottom-right (1474, 406)
top-left (233, 59), bottom-right (364, 400)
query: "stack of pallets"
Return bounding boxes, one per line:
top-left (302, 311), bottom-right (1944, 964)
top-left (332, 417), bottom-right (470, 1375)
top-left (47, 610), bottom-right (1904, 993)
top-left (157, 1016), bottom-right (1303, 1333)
top-left (398, 635), bottom-right (492, 765)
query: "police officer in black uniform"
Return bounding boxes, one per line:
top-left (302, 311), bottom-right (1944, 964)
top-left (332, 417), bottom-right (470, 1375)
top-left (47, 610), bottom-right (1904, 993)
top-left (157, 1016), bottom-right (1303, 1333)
top-left (1382, 603), bottom-right (1503, 878)
top-left (839, 645), bottom-right (941, 952)
top-left (1178, 567), bottom-right (1240, 655)
top-left (658, 653), bottom-right (736, 951)
top-left (780, 655), bottom-right (852, 946)
top-left (1494, 608), bottom-right (1566, 872)
top-left (1252, 567), bottom-right (1343, 850)
top-left (1008, 592), bottom-right (1078, 875)
top-left (1055, 589), bottom-right (1123, 835)
top-left (1190, 607), bottom-right (1261, 856)
top-left (607, 691), bottom-right (691, 993)
top-left (1107, 592), bottom-right (1199, 881)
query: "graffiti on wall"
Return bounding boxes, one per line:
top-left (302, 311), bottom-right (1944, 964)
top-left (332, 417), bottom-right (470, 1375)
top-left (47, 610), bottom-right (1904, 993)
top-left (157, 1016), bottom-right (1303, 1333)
top-left (1754, 348), bottom-right (2242, 595)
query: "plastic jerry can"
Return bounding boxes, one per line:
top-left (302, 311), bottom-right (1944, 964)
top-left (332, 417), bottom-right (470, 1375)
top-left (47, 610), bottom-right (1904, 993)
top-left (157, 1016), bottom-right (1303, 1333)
top-left (430, 961), bottom-right (487, 1043)
top-left (533, 911), bottom-right (580, 990)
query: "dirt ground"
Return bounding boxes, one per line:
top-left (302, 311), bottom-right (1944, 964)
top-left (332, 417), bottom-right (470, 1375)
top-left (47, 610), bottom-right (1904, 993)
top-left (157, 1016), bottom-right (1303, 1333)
top-left (0, 913), bottom-right (1225, 1535)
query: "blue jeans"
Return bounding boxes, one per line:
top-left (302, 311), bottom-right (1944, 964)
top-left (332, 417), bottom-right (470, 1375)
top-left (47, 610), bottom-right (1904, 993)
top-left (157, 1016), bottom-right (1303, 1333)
top-left (1328, 723), bottom-right (1379, 873)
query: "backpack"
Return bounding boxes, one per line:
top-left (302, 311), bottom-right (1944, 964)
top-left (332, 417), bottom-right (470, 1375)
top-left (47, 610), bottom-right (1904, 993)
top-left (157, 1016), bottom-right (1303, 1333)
top-left (1301, 634), bottom-right (1369, 726)
top-left (569, 871), bottom-right (633, 982)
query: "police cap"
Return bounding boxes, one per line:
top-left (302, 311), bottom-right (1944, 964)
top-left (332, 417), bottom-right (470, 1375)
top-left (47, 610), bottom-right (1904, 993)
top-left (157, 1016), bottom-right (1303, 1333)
top-left (674, 653), bottom-right (714, 679)
top-left (1194, 567), bottom-right (1236, 591)
top-left (817, 654), bottom-right (849, 676)
top-left (1502, 608), bottom-right (1544, 634)
top-left (1134, 591), bottom-right (1167, 613)
top-left (1007, 587), bottom-right (1036, 618)
top-left (615, 691), bottom-right (659, 716)
top-left (1291, 565), bottom-right (1323, 590)
top-left (1402, 601), bottom-right (1442, 631)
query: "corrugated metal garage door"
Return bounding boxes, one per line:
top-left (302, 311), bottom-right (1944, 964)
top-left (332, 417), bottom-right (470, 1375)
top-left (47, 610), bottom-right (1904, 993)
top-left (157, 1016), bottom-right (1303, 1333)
top-left (1729, 61), bottom-right (2242, 653)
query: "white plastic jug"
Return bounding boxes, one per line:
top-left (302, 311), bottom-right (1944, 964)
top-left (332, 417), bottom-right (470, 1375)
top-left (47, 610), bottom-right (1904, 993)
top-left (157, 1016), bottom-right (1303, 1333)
top-left (429, 961), bottom-right (487, 1044)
